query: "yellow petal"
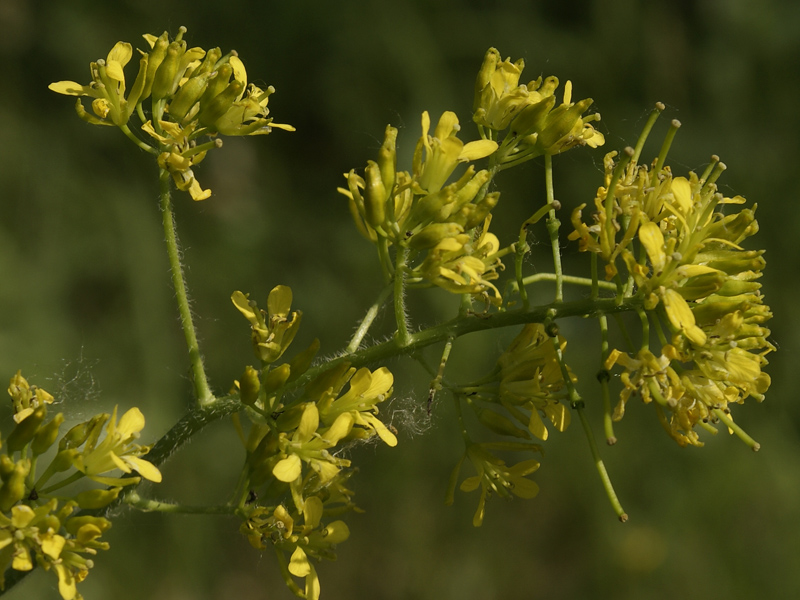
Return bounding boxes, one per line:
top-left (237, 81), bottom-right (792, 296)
top-left (528, 409), bottom-right (549, 440)
top-left (273, 454), bottom-right (302, 482)
top-left (229, 55), bottom-right (247, 88)
top-left (117, 407), bottom-right (145, 437)
top-left (11, 547), bottom-right (33, 571)
top-left (41, 533), bottom-right (66, 560)
top-left (267, 285), bottom-right (293, 317)
top-left (296, 403), bottom-right (319, 442)
top-left (670, 177), bottom-right (693, 213)
top-left (54, 563), bottom-right (77, 600)
top-left (544, 402), bottom-right (571, 432)
top-left (639, 222), bottom-right (666, 272)
top-left (107, 41), bottom-right (132, 67)
top-left (288, 546), bottom-right (311, 577)
top-left (303, 496), bottom-right (323, 529)
top-left (459, 139), bottom-right (499, 161)
top-left (48, 81), bottom-right (94, 96)
top-left (663, 288), bottom-right (707, 346)
top-left (125, 456), bottom-right (162, 482)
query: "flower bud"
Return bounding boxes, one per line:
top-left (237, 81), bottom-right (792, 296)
top-left (535, 97), bottom-right (593, 154)
top-left (473, 48), bottom-right (500, 112)
top-left (198, 80), bottom-right (244, 127)
top-left (364, 160), bottom-right (387, 228)
top-left (151, 41), bottom-right (183, 101)
top-left (508, 95), bottom-right (556, 138)
top-left (32, 413), bottom-right (65, 456)
top-left (198, 63), bottom-right (233, 107)
top-left (474, 406), bottom-right (530, 439)
top-left (168, 73), bottom-right (210, 122)
top-left (7, 405), bottom-right (47, 453)
top-left (408, 222), bottom-right (464, 250)
top-left (75, 487), bottom-right (122, 509)
top-left (262, 363), bottom-right (291, 395)
top-left (288, 338), bottom-right (320, 381)
top-left (239, 365), bottom-right (261, 406)
top-left (142, 31), bottom-right (170, 100)
top-left (377, 126), bottom-right (397, 200)
top-left (0, 459), bottom-right (30, 511)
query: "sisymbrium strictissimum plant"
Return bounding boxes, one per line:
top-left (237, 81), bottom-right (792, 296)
top-left (0, 33), bottom-right (772, 599)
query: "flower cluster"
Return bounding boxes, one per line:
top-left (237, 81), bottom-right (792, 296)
top-left (473, 47), bottom-right (604, 164)
top-left (231, 287), bottom-right (396, 598)
top-left (447, 324), bottom-right (572, 525)
top-left (338, 111), bottom-right (503, 302)
top-left (2, 373), bottom-right (161, 599)
top-left (49, 27), bottom-right (293, 200)
top-left (570, 138), bottom-right (772, 447)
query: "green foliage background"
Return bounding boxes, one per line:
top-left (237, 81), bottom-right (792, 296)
top-left (1, 0), bottom-right (799, 598)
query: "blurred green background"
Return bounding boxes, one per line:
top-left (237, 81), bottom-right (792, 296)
top-left (2, 0), bottom-right (799, 598)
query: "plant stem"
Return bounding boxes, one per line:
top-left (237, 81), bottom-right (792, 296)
top-left (543, 153), bottom-right (564, 302)
top-left (576, 406), bottom-right (628, 521)
top-left (393, 246), bottom-right (411, 346)
top-left (346, 283), bottom-right (393, 353)
top-left (125, 491), bottom-right (238, 515)
top-left (159, 169), bottom-right (214, 407)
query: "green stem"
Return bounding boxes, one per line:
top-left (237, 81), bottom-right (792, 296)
top-left (712, 408), bottom-right (761, 451)
top-left (346, 283), bottom-right (393, 353)
top-left (598, 314), bottom-right (617, 445)
top-left (393, 246), bottom-right (411, 346)
top-left (543, 154), bottom-right (564, 302)
top-left (120, 123), bottom-right (158, 155)
top-left (159, 169), bottom-right (214, 407)
top-left (576, 406), bottom-right (628, 522)
top-left (553, 337), bottom-right (626, 521)
top-left (125, 491), bottom-right (238, 515)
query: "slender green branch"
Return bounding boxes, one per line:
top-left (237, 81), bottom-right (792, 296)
top-left (346, 283), bottom-right (393, 353)
top-left (511, 272), bottom-right (618, 293)
top-left (159, 169), bottom-right (214, 407)
top-left (120, 123), bottom-right (158, 155)
top-left (713, 408), bottom-right (761, 451)
top-left (553, 336), bottom-right (626, 520)
top-left (543, 154), bottom-right (564, 302)
top-left (393, 246), bottom-right (412, 346)
top-left (598, 314), bottom-right (617, 445)
top-left (576, 406), bottom-right (628, 521)
top-left (125, 491), bottom-right (238, 515)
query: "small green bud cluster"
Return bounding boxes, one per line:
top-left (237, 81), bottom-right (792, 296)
top-left (0, 373), bottom-right (160, 599)
top-left (230, 286), bottom-right (396, 599)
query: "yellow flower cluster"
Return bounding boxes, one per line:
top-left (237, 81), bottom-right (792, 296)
top-left (571, 148), bottom-right (772, 447)
top-left (448, 324), bottom-right (572, 525)
top-left (1, 373), bottom-right (160, 599)
top-left (338, 111), bottom-right (503, 302)
top-left (49, 27), bottom-right (293, 200)
top-left (231, 286), bottom-right (396, 598)
top-left (473, 47), bottom-right (604, 164)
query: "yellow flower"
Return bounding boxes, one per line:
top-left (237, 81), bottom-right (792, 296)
top-left (458, 444), bottom-right (540, 526)
top-left (232, 286), bottom-right (302, 364)
top-left (73, 406), bottom-right (162, 486)
top-left (411, 216), bottom-right (503, 303)
top-left (7, 371), bottom-right (54, 423)
top-left (413, 111), bottom-right (498, 193)
top-left (315, 365), bottom-right (397, 447)
top-left (49, 41), bottom-right (143, 127)
top-left (272, 403), bottom-right (353, 483)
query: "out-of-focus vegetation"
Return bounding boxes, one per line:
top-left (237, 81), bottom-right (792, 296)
top-left (1, 0), bottom-right (799, 598)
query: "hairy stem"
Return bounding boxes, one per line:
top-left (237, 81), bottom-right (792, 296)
top-left (159, 169), bottom-right (214, 407)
